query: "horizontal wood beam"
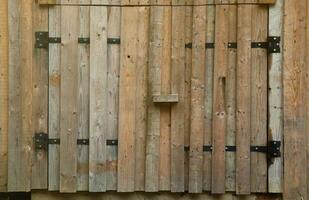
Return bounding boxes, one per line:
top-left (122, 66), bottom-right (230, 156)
top-left (38, 0), bottom-right (276, 5)
top-left (153, 94), bottom-right (179, 103)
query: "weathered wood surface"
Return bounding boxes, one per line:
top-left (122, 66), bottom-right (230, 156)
top-left (89, 2), bottom-right (108, 192)
top-left (268, 0), bottom-right (283, 193)
top-left (48, 1), bottom-right (61, 191)
top-left (32, 1), bottom-right (49, 190)
top-left (0, 0), bottom-right (8, 192)
top-left (59, 4), bottom-right (79, 193)
top-left (283, 0), bottom-right (308, 199)
top-left (189, 0), bottom-right (206, 193)
top-left (8, 0), bottom-right (33, 192)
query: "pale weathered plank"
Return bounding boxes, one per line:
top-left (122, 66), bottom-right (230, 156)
top-left (211, 3), bottom-right (229, 194)
top-left (225, 2), bottom-right (237, 192)
top-left (189, 0), bottom-right (206, 193)
top-left (184, 1), bottom-right (192, 192)
top-left (268, 0), bottom-right (283, 193)
top-left (89, 1), bottom-right (108, 192)
top-left (117, 3), bottom-right (139, 192)
top-left (171, 0), bottom-right (186, 192)
top-left (106, 0), bottom-right (121, 191)
top-left (283, 0), bottom-right (308, 199)
top-left (204, 0), bottom-right (215, 191)
top-left (59, 4), bottom-right (79, 193)
top-left (250, 5), bottom-right (268, 193)
top-left (134, 2), bottom-right (149, 191)
top-left (145, 3), bottom-right (163, 192)
top-left (236, 4), bottom-right (252, 195)
top-left (77, 0), bottom-right (90, 191)
top-left (8, 0), bottom-right (33, 192)
top-left (0, 0), bottom-right (8, 192)
top-left (32, 1), bottom-right (49, 190)
top-left (48, 2), bottom-right (61, 191)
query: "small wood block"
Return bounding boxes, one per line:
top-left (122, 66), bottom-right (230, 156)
top-left (153, 94), bottom-right (179, 103)
top-left (38, 0), bottom-right (56, 5)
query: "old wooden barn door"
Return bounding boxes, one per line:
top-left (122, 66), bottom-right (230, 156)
top-left (30, 0), bottom-right (283, 195)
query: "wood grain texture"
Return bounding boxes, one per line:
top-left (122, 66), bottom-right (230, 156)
top-left (60, 4), bottom-right (79, 193)
top-left (8, 0), bottom-right (33, 192)
top-left (89, 2), bottom-right (108, 192)
top-left (48, 2), bottom-right (61, 191)
top-left (204, 0), bottom-right (215, 192)
top-left (225, 3), bottom-right (237, 192)
top-left (0, 0), bottom-right (8, 192)
top-left (236, 4), bottom-right (252, 195)
top-left (145, 4), bottom-right (163, 192)
top-left (31, 1), bottom-right (49, 190)
top-left (211, 4), bottom-right (229, 194)
top-left (171, 0), bottom-right (186, 192)
top-left (106, 0), bottom-right (121, 191)
top-left (283, 0), bottom-right (308, 199)
top-left (268, 0), bottom-right (283, 193)
top-left (250, 5), bottom-right (268, 193)
top-left (189, 0), bottom-right (206, 193)
top-left (77, 0), bottom-right (90, 191)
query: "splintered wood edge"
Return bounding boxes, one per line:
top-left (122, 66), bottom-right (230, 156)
top-left (153, 95), bottom-right (179, 103)
top-left (38, 0), bottom-right (276, 5)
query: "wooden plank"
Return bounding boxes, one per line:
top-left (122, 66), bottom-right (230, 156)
top-left (89, 1), bottom-right (108, 192)
top-left (184, 1), bottom-right (192, 192)
top-left (283, 0), bottom-right (308, 199)
top-left (59, 4), bottom-right (79, 193)
top-left (134, 1), bottom-right (149, 191)
top-left (117, 3), bottom-right (139, 192)
top-left (0, 0), bottom-right (8, 192)
top-left (236, 4), bottom-right (252, 195)
top-left (159, 1), bottom-right (172, 191)
top-left (225, 2), bottom-right (237, 192)
top-left (31, 1), bottom-right (49, 190)
top-left (8, 0), bottom-right (33, 192)
top-left (268, 0), bottom-right (283, 193)
top-left (77, 0), bottom-right (90, 192)
top-left (38, 0), bottom-right (276, 5)
top-left (203, 0), bottom-right (215, 192)
top-left (106, 0), bottom-right (121, 191)
top-left (250, 4), bottom-right (268, 193)
top-left (145, 4), bottom-right (163, 192)
top-left (171, 0), bottom-right (186, 193)
top-left (48, 2), bottom-right (61, 191)
top-left (153, 95), bottom-right (178, 103)
top-left (211, 3), bottom-right (229, 194)
top-left (188, 0), bottom-right (206, 194)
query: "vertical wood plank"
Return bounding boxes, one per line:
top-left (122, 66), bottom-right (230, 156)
top-left (283, 0), bottom-right (308, 199)
top-left (236, 4), bottom-right (252, 195)
top-left (211, 3), bottom-right (229, 194)
top-left (145, 3), bottom-right (163, 192)
top-left (48, 2), bottom-right (61, 191)
top-left (31, 1), bottom-right (49, 190)
top-left (268, 0), bottom-right (283, 193)
top-left (106, 0), bottom-right (121, 191)
top-left (250, 5), bottom-right (268, 193)
top-left (60, 4), bottom-right (79, 193)
top-left (117, 2), bottom-right (139, 192)
top-left (89, 0), bottom-right (108, 192)
top-left (184, 0), bottom-right (192, 192)
top-left (204, 0), bottom-right (215, 192)
top-left (134, 1), bottom-right (149, 191)
top-left (225, 2), bottom-right (237, 192)
top-left (0, 0), bottom-right (8, 192)
top-left (171, 0), bottom-right (186, 192)
top-left (77, 0), bottom-right (90, 191)
top-left (159, 0), bottom-right (172, 191)
top-left (189, 0), bottom-right (206, 194)
top-left (8, 0), bottom-right (33, 192)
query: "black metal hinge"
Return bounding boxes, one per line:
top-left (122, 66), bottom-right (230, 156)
top-left (185, 141), bottom-right (281, 158)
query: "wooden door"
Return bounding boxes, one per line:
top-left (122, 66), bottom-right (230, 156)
top-left (25, 0), bottom-right (284, 195)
